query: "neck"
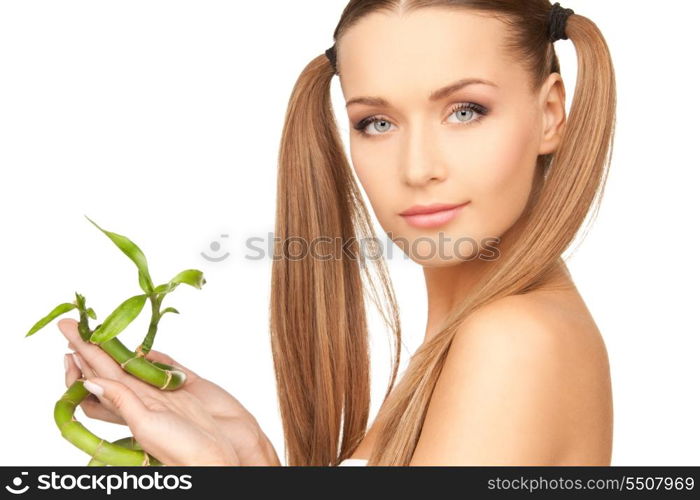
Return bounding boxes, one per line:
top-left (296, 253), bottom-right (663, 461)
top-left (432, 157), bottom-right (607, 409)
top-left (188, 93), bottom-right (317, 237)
top-left (420, 213), bottom-right (571, 344)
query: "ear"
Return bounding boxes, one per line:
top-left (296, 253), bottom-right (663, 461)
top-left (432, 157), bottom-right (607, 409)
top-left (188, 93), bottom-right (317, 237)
top-left (537, 73), bottom-right (567, 155)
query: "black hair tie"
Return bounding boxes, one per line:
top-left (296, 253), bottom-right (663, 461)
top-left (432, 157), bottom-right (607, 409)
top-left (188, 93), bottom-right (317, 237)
top-left (324, 2), bottom-right (575, 74)
top-left (548, 2), bottom-right (575, 42)
top-left (325, 45), bottom-right (337, 74)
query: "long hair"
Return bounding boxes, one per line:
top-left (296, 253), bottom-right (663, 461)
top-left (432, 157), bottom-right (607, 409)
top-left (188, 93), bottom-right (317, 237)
top-left (270, 0), bottom-right (616, 466)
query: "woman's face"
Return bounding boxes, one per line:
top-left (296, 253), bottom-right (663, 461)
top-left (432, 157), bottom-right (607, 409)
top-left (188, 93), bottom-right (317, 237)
top-left (338, 8), bottom-right (564, 266)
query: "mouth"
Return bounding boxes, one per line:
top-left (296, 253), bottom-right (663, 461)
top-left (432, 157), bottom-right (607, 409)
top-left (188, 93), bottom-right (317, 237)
top-left (399, 201), bottom-right (471, 229)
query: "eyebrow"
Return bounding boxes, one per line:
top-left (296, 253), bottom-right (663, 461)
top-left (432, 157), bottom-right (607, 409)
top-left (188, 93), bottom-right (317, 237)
top-left (345, 77), bottom-right (499, 108)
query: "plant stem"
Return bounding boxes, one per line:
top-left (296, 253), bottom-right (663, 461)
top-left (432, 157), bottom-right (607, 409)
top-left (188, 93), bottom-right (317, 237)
top-left (136, 294), bottom-right (163, 357)
top-left (87, 437), bottom-right (163, 466)
top-left (54, 380), bottom-right (162, 466)
top-left (97, 335), bottom-right (186, 391)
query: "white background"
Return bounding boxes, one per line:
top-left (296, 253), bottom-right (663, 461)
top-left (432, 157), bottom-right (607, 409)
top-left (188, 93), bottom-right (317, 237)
top-left (0, 0), bottom-right (698, 466)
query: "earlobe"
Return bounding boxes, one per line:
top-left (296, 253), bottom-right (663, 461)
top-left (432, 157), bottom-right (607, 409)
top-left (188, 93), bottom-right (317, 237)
top-left (538, 75), bottom-right (567, 155)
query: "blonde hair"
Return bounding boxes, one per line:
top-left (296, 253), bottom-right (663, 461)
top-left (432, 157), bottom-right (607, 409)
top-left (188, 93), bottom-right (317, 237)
top-left (270, 0), bottom-right (616, 466)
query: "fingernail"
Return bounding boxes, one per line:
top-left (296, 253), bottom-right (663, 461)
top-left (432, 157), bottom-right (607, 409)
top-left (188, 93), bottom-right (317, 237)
top-left (64, 354), bottom-right (69, 373)
top-left (83, 380), bottom-right (104, 397)
top-left (71, 352), bottom-right (82, 371)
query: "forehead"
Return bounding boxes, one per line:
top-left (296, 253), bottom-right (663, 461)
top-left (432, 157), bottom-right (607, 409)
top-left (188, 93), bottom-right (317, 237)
top-left (338, 8), bottom-right (525, 100)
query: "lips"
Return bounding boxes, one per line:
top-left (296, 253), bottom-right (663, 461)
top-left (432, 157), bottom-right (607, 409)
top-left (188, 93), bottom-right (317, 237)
top-left (399, 201), bottom-right (470, 216)
top-left (399, 201), bottom-right (470, 229)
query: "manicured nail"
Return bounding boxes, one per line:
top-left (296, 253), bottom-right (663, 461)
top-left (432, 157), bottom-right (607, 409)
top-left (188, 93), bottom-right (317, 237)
top-left (83, 380), bottom-right (104, 397)
top-left (71, 352), bottom-right (82, 371)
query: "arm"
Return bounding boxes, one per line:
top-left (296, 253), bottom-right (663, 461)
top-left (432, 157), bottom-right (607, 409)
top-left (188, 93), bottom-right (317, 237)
top-left (410, 297), bottom-right (575, 465)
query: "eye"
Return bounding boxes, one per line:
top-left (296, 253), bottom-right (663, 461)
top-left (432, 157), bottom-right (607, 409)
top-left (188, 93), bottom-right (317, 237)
top-left (446, 102), bottom-right (489, 125)
top-left (353, 116), bottom-right (395, 137)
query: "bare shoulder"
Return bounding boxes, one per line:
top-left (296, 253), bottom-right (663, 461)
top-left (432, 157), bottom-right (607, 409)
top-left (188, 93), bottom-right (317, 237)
top-left (410, 292), bottom-right (613, 465)
top-left (457, 291), bottom-right (606, 356)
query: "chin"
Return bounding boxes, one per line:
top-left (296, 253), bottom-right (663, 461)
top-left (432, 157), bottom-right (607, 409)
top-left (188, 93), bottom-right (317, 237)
top-left (388, 231), bottom-right (484, 266)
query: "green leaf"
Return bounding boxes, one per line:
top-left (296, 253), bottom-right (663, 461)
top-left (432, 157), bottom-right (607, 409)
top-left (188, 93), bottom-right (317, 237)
top-left (85, 215), bottom-right (154, 294)
top-left (155, 269), bottom-right (206, 295)
top-left (89, 294), bottom-right (148, 344)
top-left (138, 270), bottom-right (153, 294)
top-left (171, 269), bottom-right (206, 289)
top-left (26, 303), bottom-right (77, 337)
top-left (161, 307), bottom-right (180, 315)
top-left (86, 307), bottom-right (97, 320)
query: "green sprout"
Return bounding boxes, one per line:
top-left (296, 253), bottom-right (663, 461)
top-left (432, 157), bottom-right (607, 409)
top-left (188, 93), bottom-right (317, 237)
top-left (25, 216), bottom-right (206, 466)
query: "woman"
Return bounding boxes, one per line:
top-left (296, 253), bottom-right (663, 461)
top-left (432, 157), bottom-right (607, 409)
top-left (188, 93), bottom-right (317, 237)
top-left (59, 0), bottom-right (616, 466)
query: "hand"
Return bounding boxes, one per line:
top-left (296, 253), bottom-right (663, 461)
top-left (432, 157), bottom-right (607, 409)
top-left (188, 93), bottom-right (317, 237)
top-left (59, 318), bottom-right (279, 466)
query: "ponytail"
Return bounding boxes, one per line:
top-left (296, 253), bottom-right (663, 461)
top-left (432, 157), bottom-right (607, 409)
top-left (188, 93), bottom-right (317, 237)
top-left (270, 55), bottom-right (402, 465)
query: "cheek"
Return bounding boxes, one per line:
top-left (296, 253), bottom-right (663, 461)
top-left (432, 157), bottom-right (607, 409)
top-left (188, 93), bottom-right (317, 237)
top-left (349, 141), bottom-right (397, 227)
top-left (449, 116), bottom-right (539, 238)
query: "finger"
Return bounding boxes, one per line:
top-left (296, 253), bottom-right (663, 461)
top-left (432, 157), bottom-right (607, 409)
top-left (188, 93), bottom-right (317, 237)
top-left (65, 353), bottom-right (96, 389)
top-left (144, 350), bottom-right (199, 382)
top-left (79, 395), bottom-right (127, 425)
top-left (65, 353), bottom-right (122, 415)
top-left (57, 318), bottom-right (127, 381)
top-left (65, 353), bottom-right (80, 387)
top-left (65, 352), bottom-right (93, 388)
top-left (82, 377), bottom-right (154, 436)
top-left (71, 352), bottom-right (96, 378)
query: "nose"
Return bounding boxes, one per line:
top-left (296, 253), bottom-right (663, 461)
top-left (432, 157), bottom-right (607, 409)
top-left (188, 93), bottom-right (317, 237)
top-left (399, 121), bottom-right (447, 187)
